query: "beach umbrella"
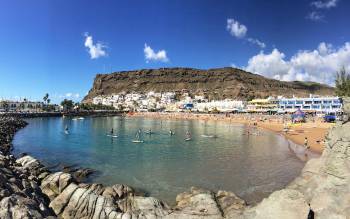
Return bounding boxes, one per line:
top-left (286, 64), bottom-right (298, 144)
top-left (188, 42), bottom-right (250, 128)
top-left (291, 108), bottom-right (305, 122)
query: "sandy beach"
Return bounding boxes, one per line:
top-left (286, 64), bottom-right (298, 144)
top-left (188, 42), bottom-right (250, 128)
top-left (129, 112), bottom-right (335, 154)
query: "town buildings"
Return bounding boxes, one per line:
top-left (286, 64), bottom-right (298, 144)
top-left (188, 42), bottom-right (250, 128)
top-left (92, 92), bottom-right (343, 114)
top-left (0, 100), bottom-right (44, 112)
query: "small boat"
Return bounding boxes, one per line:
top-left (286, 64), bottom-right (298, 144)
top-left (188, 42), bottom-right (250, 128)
top-left (78, 117), bottom-right (85, 120)
top-left (132, 140), bottom-right (144, 143)
top-left (184, 138), bottom-right (192, 141)
top-left (72, 118), bottom-right (78, 121)
top-left (106, 134), bottom-right (118, 138)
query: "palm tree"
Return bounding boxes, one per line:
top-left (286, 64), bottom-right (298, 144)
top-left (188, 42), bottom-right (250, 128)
top-left (3, 101), bottom-right (9, 112)
top-left (43, 93), bottom-right (49, 104)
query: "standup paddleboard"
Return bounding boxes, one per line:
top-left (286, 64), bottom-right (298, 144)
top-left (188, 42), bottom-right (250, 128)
top-left (184, 138), bottom-right (192, 141)
top-left (106, 134), bottom-right (118, 138)
top-left (201, 134), bottom-right (217, 138)
top-left (132, 140), bottom-right (144, 143)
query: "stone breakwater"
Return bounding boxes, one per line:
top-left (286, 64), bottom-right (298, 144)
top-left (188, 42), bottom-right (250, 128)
top-left (1, 114), bottom-right (350, 218)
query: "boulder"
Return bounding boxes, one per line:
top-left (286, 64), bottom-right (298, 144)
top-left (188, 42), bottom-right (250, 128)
top-left (50, 183), bottom-right (121, 219)
top-left (216, 190), bottom-right (246, 218)
top-left (168, 187), bottom-right (223, 219)
top-left (16, 155), bottom-right (49, 179)
top-left (243, 189), bottom-right (310, 219)
top-left (41, 172), bottom-right (73, 200)
top-left (0, 194), bottom-right (52, 219)
top-left (118, 196), bottom-right (170, 218)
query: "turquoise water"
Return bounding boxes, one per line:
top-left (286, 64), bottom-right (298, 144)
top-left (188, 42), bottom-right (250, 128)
top-left (13, 116), bottom-right (305, 205)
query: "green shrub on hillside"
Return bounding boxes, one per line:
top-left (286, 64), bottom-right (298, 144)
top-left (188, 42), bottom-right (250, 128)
top-left (335, 67), bottom-right (350, 97)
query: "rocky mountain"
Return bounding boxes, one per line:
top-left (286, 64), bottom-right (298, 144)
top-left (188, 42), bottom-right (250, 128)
top-left (83, 67), bottom-right (335, 102)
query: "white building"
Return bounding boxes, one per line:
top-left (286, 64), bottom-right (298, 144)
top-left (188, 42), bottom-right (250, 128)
top-left (195, 99), bottom-right (246, 112)
top-left (0, 100), bottom-right (44, 112)
top-left (278, 95), bottom-right (342, 113)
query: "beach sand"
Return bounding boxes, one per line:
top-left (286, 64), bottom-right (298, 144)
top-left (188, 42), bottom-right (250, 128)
top-left (129, 112), bottom-right (334, 154)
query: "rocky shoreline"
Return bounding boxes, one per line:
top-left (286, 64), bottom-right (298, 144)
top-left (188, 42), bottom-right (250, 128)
top-left (1, 104), bottom-right (350, 218)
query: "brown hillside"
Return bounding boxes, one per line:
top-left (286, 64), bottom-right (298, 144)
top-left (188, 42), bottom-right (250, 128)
top-left (83, 67), bottom-right (334, 102)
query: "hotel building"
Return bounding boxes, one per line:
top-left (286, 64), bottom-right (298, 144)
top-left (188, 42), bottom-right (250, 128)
top-left (278, 96), bottom-right (342, 113)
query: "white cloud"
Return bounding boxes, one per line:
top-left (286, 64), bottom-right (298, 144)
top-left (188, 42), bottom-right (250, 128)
top-left (226, 19), bottom-right (247, 39)
top-left (245, 42), bottom-right (350, 85)
top-left (144, 43), bottom-right (169, 63)
top-left (311, 0), bottom-right (338, 9)
top-left (307, 11), bottom-right (325, 21)
top-left (226, 18), bottom-right (266, 49)
top-left (84, 33), bottom-right (107, 59)
top-left (247, 38), bottom-right (266, 49)
top-left (307, 0), bottom-right (339, 22)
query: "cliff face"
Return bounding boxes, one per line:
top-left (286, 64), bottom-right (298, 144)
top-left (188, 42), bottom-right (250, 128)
top-left (83, 67), bottom-right (335, 102)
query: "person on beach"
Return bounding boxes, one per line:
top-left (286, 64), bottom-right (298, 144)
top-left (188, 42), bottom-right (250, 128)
top-left (283, 123), bottom-right (289, 134)
top-left (304, 137), bottom-right (310, 149)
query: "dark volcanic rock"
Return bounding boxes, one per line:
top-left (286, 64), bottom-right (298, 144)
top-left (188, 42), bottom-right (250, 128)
top-left (83, 67), bottom-right (334, 102)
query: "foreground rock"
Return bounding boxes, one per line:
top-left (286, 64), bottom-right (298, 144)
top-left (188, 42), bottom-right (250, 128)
top-left (0, 117), bottom-right (55, 218)
top-left (287, 121), bottom-right (350, 218)
top-left (243, 189), bottom-right (310, 219)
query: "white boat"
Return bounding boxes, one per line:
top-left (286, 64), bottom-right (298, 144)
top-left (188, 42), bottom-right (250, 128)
top-left (78, 117), bottom-right (85, 120)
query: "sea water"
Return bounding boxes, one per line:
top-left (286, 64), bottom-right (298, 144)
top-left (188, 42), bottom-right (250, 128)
top-left (13, 116), bottom-right (305, 205)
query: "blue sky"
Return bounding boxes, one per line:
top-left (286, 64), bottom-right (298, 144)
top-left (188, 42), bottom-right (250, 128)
top-left (0, 0), bottom-right (349, 103)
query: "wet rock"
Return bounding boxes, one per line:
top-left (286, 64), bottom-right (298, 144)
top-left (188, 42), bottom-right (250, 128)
top-left (72, 167), bottom-right (95, 182)
top-left (216, 190), bottom-right (246, 218)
